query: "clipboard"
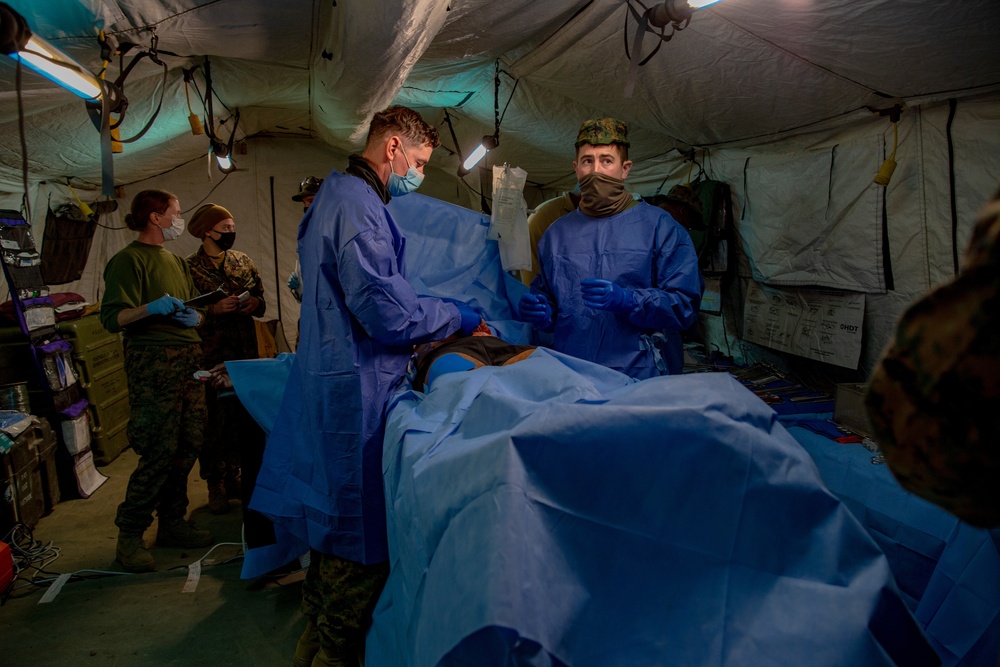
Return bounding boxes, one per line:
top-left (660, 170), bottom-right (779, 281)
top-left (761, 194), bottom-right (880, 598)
top-left (184, 288), bottom-right (227, 308)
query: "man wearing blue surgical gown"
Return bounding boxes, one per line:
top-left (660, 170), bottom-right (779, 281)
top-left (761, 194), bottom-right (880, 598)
top-left (521, 118), bottom-right (702, 379)
top-left (251, 106), bottom-right (480, 667)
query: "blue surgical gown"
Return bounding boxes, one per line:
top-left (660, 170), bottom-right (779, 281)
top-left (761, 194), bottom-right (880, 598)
top-left (250, 170), bottom-right (463, 564)
top-left (533, 201), bottom-right (702, 379)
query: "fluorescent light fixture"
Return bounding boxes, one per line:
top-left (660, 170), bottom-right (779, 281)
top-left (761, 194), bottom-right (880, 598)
top-left (13, 35), bottom-right (102, 100)
top-left (459, 135), bottom-right (498, 175)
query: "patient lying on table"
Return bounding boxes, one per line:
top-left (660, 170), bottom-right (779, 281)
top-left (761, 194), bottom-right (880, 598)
top-left (411, 323), bottom-right (535, 391)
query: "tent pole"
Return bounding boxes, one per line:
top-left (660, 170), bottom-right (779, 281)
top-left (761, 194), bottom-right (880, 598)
top-left (270, 176), bottom-right (282, 323)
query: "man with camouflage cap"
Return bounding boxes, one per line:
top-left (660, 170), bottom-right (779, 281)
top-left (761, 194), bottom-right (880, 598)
top-left (518, 119), bottom-right (631, 286)
top-left (517, 117), bottom-right (702, 378)
top-left (288, 176), bottom-right (323, 304)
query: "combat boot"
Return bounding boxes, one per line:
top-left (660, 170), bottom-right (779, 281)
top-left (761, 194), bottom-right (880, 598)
top-left (207, 479), bottom-right (230, 514)
top-left (291, 618), bottom-right (320, 667)
top-left (156, 519), bottom-right (214, 548)
top-left (310, 647), bottom-right (352, 667)
top-left (116, 533), bottom-right (155, 572)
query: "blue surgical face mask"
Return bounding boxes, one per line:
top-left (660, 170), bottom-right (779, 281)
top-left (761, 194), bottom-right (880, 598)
top-left (387, 145), bottom-right (424, 196)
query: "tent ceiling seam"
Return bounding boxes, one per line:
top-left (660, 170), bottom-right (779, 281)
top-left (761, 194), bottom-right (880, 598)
top-left (682, 84), bottom-right (1000, 151)
top-left (713, 12), bottom-right (885, 97)
top-left (51, 0), bottom-right (231, 41)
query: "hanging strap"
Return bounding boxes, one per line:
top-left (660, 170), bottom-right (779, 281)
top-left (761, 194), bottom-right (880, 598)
top-left (623, 3), bottom-right (650, 98)
top-left (86, 90), bottom-right (115, 197)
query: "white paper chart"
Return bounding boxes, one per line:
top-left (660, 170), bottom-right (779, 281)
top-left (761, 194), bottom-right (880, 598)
top-left (742, 281), bottom-right (865, 369)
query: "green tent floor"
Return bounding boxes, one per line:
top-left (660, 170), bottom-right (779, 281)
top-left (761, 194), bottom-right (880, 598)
top-left (0, 448), bottom-right (304, 666)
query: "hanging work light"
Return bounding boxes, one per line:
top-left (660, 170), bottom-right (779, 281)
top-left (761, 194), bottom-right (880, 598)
top-left (648, 0), bottom-right (724, 28)
top-left (201, 59), bottom-right (240, 174)
top-left (456, 59), bottom-right (517, 177)
top-left (211, 137), bottom-right (235, 173)
top-left (460, 134), bottom-right (498, 175)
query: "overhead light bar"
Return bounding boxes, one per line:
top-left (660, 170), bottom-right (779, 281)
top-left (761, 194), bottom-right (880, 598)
top-left (1, 4), bottom-right (102, 100)
top-left (648, 0), bottom-right (723, 28)
top-left (14, 35), bottom-right (102, 100)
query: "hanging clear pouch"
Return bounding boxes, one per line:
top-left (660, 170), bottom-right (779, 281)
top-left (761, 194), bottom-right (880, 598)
top-left (39, 339), bottom-right (78, 391)
top-left (489, 164), bottom-right (532, 272)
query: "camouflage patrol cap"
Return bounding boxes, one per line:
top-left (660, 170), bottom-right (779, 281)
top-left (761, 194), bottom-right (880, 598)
top-left (575, 118), bottom-right (630, 148)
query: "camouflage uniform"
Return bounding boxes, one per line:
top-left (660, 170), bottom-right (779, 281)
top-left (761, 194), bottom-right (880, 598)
top-left (186, 247), bottom-right (266, 366)
top-left (116, 344), bottom-right (206, 533)
top-left (866, 193), bottom-right (1000, 527)
top-left (301, 550), bottom-right (389, 664)
top-left (100, 240), bottom-right (206, 537)
top-left (186, 247), bottom-right (266, 485)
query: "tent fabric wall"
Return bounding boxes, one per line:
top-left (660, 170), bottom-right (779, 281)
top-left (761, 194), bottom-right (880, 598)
top-left (737, 135), bottom-right (885, 292)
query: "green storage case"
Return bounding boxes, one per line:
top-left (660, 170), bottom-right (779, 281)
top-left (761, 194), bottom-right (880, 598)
top-left (56, 316), bottom-right (125, 380)
top-left (91, 421), bottom-right (129, 467)
top-left (87, 392), bottom-right (130, 466)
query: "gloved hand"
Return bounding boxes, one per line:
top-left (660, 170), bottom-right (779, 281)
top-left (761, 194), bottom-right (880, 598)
top-left (581, 278), bottom-right (635, 315)
top-left (146, 294), bottom-right (184, 316)
top-left (287, 272), bottom-right (302, 303)
top-left (454, 303), bottom-right (482, 335)
top-left (171, 307), bottom-right (201, 328)
top-left (518, 293), bottom-right (553, 328)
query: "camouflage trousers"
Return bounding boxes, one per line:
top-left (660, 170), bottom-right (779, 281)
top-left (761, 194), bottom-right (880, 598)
top-left (115, 344), bottom-right (206, 534)
top-left (301, 550), bottom-right (390, 661)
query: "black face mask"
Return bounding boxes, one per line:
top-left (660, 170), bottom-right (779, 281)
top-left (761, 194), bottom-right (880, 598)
top-left (212, 231), bottom-right (236, 251)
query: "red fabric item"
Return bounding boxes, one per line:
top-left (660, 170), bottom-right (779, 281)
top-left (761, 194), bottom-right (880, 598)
top-left (0, 541), bottom-right (13, 594)
top-left (0, 292), bottom-right (86, 323)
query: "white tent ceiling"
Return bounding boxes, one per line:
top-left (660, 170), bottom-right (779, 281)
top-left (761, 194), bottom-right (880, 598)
top-left (1, 0), bottom-right (998, 193)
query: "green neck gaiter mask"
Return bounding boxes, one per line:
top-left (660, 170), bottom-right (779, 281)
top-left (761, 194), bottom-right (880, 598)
top-left (578, 172), bottom-right (633, 218)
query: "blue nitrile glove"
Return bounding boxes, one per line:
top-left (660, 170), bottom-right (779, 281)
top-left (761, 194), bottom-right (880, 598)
top-left (287, 271), bottom-right (302, 303)
top-left (518, 293), bottom-right (553, 328)
top-left (454, 303), bottom-right (482, 335)
top-left (171, 306), bottom-right (201, 328)
top-left (146, 294), bottom-right (185, 316)
top-left (581, 278), bottom-right (635, 314)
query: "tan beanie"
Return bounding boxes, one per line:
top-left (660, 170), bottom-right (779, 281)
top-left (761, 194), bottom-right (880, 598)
top-left (188, 203), bottom-right (233, 238)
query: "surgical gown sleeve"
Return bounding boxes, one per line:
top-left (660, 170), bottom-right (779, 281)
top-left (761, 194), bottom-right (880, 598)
top-left (623, 218), bottom-right (702, 331)
top-left (339, 222), bottom-right (462, 346)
